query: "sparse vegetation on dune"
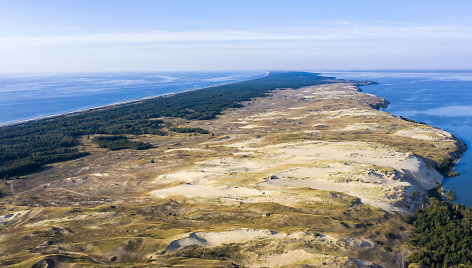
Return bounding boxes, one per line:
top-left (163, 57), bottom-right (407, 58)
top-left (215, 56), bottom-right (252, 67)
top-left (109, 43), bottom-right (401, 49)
top-left (0, 78), bottom-right (466, 267)
top-left (0, 72), bottom-right (336, 179)
top-left (0, 194), bottom-right (410, 267)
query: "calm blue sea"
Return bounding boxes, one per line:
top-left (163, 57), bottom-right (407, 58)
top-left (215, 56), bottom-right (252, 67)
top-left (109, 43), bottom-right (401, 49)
top-left (0, 71), bottom-right (266, 125)
top-left (323, 71), bottom-right (472, 207)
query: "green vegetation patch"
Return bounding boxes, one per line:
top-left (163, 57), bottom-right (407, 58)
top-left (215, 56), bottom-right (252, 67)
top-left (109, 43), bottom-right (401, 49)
top-left (92, 136), bottom-right (152, 151)
top-left (173, 244), bottom-right (242, 261)
top-left (409, 198), bottom-right (472, 267)
top-left (169, 127), bottom-right (210, 134)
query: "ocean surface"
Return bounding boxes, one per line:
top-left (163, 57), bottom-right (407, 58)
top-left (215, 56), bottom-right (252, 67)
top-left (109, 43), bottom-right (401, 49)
top-left (323, 71), bottom-right (472, 207)
top-left (0, 71), bottom-right (266, 125)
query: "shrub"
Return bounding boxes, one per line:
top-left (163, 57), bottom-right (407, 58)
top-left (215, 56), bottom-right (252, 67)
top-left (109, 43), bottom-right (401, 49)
top-left (445, 190), bottom-right (456, 202)
top-left (92, 136), bottom-right (152, 151)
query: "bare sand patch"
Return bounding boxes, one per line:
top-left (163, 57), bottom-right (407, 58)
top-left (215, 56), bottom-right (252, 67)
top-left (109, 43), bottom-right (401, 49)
top-left (152, 139), bottom-right (441, 213)
top-left (239, 124), bottom-right (265, 129)
top-left (394, 127), bottom-right (453, 141)
top-left (325, 109), bottom-right (394, 119)
top-left (257, 249), bottom-right (314, 267)
top-left (164, 147), bottom-right (208, 153)
top-left (152, 184), bottom-right (266, 199)
top-left (334, 123), bottom-right (382, 131)
top-left (0, 211), bottom-right (27, 225)
top-left (27, 212), bottom-right (111, 227)
top-left (164, 229), bottom-right (284, 253)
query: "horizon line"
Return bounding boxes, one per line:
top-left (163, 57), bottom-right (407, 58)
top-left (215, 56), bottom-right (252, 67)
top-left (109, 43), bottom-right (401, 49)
top-left (1, 68), bottom-right (472, 75)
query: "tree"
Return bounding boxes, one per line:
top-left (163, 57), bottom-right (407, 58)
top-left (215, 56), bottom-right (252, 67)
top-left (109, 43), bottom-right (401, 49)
top-left (446, 190), bottom-right (456, 202)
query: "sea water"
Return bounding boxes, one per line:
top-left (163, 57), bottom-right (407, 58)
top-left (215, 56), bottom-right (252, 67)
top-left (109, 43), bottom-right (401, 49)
top-left (0, 71), bottom-right (266, 125)
top-left (323, 71), bottom-right (472, 207)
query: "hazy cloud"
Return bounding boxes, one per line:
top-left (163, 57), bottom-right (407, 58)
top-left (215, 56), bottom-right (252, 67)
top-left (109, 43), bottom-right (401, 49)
top-left (1, 21), bottom-right (471, 72)
top-left (1, 23), bottom-right (472, 49)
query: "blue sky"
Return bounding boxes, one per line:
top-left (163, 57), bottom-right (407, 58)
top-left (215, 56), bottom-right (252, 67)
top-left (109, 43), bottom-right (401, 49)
top-left (1, 0), bottom-right (471, 72)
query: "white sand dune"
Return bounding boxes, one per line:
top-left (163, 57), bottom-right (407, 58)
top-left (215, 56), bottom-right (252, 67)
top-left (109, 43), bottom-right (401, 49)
top-left (153, 139), bottom-right (441, 213)
top-left (163, 229), bottom-right (284, 253)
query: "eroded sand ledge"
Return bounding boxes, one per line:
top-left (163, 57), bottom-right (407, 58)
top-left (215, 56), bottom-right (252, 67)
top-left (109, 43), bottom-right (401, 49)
top-left (0, 82), bottom-right (465, 267)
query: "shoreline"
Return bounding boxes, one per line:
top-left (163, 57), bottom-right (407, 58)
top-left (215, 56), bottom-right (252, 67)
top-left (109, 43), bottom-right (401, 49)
top-left (354, 81), bottom-right (465, 180)
top-left (353, 81), bottom-right (467, 180)
top-left (0, 71), bottom-right (269, 128)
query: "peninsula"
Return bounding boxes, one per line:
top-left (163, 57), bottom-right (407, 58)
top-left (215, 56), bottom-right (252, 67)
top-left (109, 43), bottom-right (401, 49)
top-left (0, 72), bottom-right (466, 267)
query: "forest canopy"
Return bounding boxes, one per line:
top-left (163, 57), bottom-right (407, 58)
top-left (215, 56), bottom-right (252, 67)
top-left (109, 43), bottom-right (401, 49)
top-left (410, 197), bottom-right (472, 267)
